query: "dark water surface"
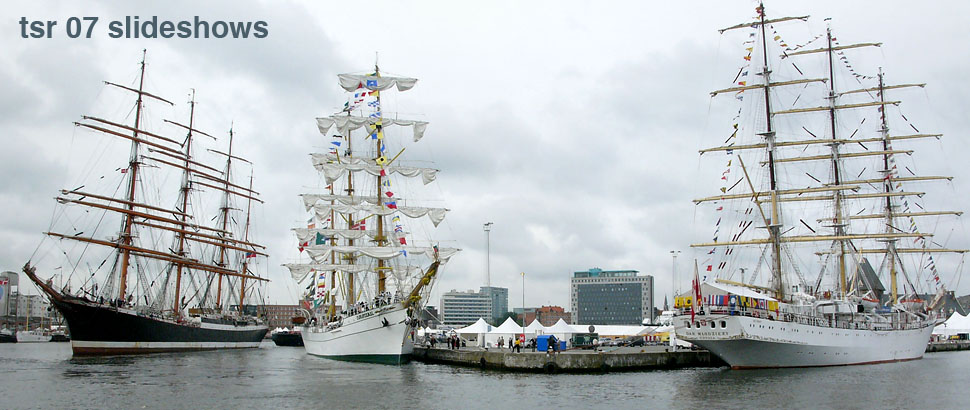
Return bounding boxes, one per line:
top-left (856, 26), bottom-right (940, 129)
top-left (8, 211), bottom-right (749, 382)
top-left (0, 342), bottom-right (966, 409)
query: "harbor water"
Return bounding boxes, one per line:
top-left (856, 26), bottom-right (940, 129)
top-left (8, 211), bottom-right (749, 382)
top-left (0, 342), bottom-right (967, 409)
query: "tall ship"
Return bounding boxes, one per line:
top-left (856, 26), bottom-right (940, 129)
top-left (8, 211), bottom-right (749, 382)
top-left (22, 51), bottom-right (269, 355)
top-left (674, 4), bottom-right (963, 368)
top-left (286, 64), bottom-right (459, 364)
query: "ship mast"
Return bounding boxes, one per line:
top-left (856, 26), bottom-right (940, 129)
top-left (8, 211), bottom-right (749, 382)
top-left (117, 50), bottom-right (149, 302)
top-left (756, 4), bottom-right (786, 300)
top-left (823, 23), bottom-right (850, 296)
top-left (172, 90), bottom-right (197, 316)
top-left (374, 62), bottom-right (388, 296)
top-left (215, 128), bottom-right (235, 310)
top-left (238, 172), bottom-right (254, 317)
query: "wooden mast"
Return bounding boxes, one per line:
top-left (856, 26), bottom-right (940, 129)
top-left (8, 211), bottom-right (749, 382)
top-left (877, 70), bottom-right (901, 304)
top-left (823, 23), bottom-right (851, 295)
top-left (238, 172), bottom-right (255, 317)
top-left (756, 4), bottom-right (786, 300)
top-left (374, 62), bottom-right (388, 296)
top-left (173, 90), bottom-right (197, 317)
top-left (117, 50), bottom-right (149, 302)
top-left (215, 128), bottom-right (234, 309)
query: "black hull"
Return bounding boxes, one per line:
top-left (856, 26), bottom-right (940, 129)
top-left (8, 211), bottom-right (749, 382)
top-left (271, 332), bottom-right (304, 347)
top-left (0, 333), bottom-right (16, 343)
top-left (50, 297), bottom-right (268, 355)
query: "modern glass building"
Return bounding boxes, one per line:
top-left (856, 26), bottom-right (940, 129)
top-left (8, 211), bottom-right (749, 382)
top-left (570, 268), bottom-right (654, 325)
top-left (481, 286), bottom-right (508, 322)
top-left (439, 289), bottom-right (491, 326)
top-left (440, 286), bottom-right (509, 326)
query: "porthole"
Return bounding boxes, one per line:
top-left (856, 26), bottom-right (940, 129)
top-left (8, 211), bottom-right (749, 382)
top-left (720, 321), bottom-right (727, 328)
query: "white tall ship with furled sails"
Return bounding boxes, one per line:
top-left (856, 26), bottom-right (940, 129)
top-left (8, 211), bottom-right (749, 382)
top-left (23, 51), bottom-right (269, 355)
top-left (286, 65), bottom-right (459, 364)
top-left (674, 4), bottom-right (964, 369)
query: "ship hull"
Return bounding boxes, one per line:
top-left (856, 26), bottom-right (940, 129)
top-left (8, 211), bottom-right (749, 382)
top-left (51, 297), bottom-right (267, 356)
top-left (271, 331), bottom-right (304, 347)
top-left (676, 314), bottom-right (934, 369)
top-left (301, 302), bottom-right (415, 365)
top-left (15, 331), bottom-right (50, 343)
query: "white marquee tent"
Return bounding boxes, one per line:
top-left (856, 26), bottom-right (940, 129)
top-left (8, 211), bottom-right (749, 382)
top-left (455, 318), bottom-right (492, 347)
top-left (933, 312), bottom-right (970, 338)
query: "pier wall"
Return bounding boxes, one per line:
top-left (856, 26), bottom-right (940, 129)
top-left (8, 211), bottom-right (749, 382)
top-left (412, 347), bottom-right (726, 373)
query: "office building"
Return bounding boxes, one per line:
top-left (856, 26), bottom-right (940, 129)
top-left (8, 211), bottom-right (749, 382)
top-left (570, 268), bottom-right (654, 325)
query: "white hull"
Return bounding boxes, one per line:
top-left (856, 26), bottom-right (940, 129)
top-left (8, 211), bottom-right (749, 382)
top-left (301, 302), bottom-right (415, 364)
top-left (676, 314), bottom-right (934, 369)
top-left (16, 330), bottom-right (50, 343)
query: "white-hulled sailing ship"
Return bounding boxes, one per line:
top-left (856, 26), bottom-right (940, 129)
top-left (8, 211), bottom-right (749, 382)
top-left (285, 65), bottom-right (459, 364)
top-left (674, 4), bottom-right (965, 369)
top-left (22, 51), bottom-right (269, 355)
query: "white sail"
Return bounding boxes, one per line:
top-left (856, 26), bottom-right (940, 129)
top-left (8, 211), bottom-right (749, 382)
top-left (284, 263), bottom-right (423, 283)
top-left (309, 154), bottom-right (438, 184)
top-left (316, 116), bottom-right (428, 142)
top-left (294, 227), bottom-right (407, 243)
top-left (309, 203), bottom-right (448, 227)
top-left (306, 246), bottom-right (459, 262)
top-left (337, 73), bottom-right (418, 92)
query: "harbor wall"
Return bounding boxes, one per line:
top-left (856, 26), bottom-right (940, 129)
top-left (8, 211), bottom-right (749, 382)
top-left (411, 347), bottom-right (726, 373)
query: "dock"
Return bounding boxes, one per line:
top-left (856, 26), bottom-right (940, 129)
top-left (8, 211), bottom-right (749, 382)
top-left (926, 341), bottom-right (970, 353)
top-left (411, 345), bottom-right (726, 373)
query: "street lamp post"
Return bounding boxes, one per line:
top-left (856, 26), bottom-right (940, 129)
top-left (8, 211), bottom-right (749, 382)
top-left (484, 222), bottom-right (493, 288)
top-left (521, 271), bottom-right (525, 348)
top-left (670, 250), bottom-right (681, 310)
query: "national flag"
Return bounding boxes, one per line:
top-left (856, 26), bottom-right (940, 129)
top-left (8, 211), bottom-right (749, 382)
top-left (245, 252), bottom-right (257, 259)
top-left (351, 219), bottom-right (366, 230)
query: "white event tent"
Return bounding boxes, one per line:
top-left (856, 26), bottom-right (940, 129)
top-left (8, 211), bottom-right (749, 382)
top-left (933, 312), bottom-right (970, 338)
top-left (455, 318), bottom-right (492, 347)
top-left (546, 318), bottom-right (577, 341)
top-left (484, 317), bottom-right (528, 348)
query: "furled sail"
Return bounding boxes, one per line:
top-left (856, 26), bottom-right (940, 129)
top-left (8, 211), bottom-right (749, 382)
top-left (309, 202), bottom-right (448, 227)
top-left (337, 73), bottom-right (418, 92)
top-left (306, 246), bottom-right (459, 262)
top-left (310, 153), bottom-right (438, 184)
top-left (316, 116), bottom-right (428, 142)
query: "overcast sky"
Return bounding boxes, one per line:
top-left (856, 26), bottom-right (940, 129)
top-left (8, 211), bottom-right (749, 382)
top-left (3, 1), bottom-right (970, 311)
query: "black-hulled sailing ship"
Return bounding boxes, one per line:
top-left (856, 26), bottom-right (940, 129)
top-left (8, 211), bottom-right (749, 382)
top-left (22, 51), bottom-right (269, 355)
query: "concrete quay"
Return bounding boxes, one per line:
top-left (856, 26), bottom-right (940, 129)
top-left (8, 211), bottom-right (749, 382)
top-left (411, 345), bottom-right (727, 373)
top-left (926, 341), bottom-right (970, 353)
